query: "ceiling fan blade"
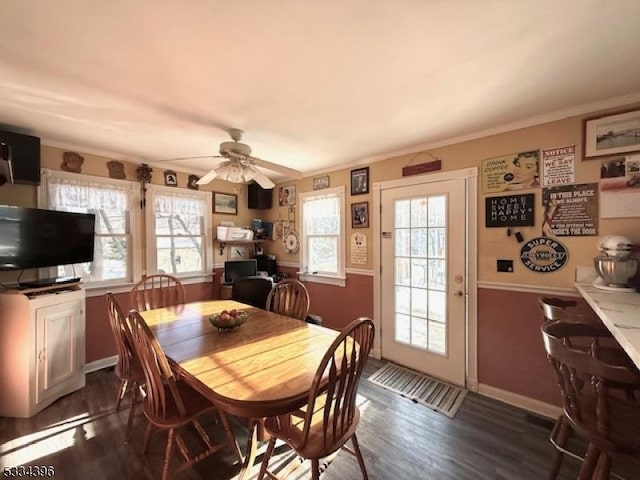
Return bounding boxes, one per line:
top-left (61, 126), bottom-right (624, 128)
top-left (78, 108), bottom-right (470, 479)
top-left (250, 156), bottom-right (303, 178)
top-left (196, 168), bottom-right (219, 185)
top-left (250, 169), bottom-right (275, 189)
top-left (154, 155), bottom-right (223, 162)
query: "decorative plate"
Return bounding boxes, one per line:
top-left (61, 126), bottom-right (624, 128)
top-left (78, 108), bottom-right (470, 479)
top-left (283, 230), bottom-right (300, 253)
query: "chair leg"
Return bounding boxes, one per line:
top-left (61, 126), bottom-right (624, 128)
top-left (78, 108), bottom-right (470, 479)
top-left (311, 458), bottom-right (320, 480)
top-left (218, 411), bottom-right (243, 463)
top-left (593, 452), bottom-right (611, 480)
top-left (115, 379), bottom-right (129, 412)
top-left (578, 443), bottom-right (601, 480)
top-left (162, 429), bottom-right (176, 480)
top-left (350, 433), bottom-right (368, 480)
top-left (124, 382), bottom-right (139, 444)
top-left (257, 436), bottom-right (277, 480)
top-left (548, 416), bottom-right (570, 480)
top-left (143, 422), bottom-right (154, 455)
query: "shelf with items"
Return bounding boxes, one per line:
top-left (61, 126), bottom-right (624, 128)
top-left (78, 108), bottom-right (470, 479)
top-left (216, 239), bottom-right (264, 258)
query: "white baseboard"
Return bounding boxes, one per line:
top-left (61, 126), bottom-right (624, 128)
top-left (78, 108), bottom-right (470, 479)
top-left (84, 355), bottom-right (118, 374)
top-left (477, 383), bottom-right (562, 420)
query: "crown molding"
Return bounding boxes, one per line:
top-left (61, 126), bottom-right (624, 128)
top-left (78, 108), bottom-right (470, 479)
top-left (305, 91), bottom-right (640, 177)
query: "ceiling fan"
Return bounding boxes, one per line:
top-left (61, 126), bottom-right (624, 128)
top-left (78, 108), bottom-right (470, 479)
top-left (167, 128), bottom-right (302, 189)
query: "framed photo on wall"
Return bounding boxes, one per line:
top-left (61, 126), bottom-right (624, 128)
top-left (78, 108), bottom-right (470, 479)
top-left (583, 108), bottom-right (640, 159)
top-left (313, 175), bottom-right (330, 190)
top-left (351, 202), bottom-right (369, 228)
top-left (351, 167), bottom-right (369, 195)
top-left (213, 192), bottom-right (237, 215)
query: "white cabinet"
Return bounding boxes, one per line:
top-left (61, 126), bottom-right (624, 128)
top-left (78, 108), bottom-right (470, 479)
top-left (0, 286), bottom-right (85, 418)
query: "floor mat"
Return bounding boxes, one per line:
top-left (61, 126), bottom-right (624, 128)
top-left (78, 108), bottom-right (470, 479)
top-left (367, 362), bottom-right (467, 418)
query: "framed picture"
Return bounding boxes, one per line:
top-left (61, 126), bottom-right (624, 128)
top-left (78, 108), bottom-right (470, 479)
top-left (187, 174), bottom-right (200, 190)
top-left (278, 185), bottom-right (296, 206)
top-left (164, 169), bottom-right (178, 186)
top-left (351, 167), bottom-right (369, 195)
top-left (351, 202), bottom-right (369, 228)
top-left (583, 108), bottom-right (640, 159)
top-left (213, 192), bottom-right (237, 215)
top-left (313, 175), bottom-right (330, 190)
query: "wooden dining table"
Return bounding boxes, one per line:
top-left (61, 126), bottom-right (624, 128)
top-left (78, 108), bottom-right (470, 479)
top-left (140, 299), bottom-right (340, 479)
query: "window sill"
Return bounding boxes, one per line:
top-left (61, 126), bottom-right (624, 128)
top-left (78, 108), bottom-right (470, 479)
top-left (297, 272), bottom-right (346, 287)
top-left (84, 273), bottom-right (215, 298)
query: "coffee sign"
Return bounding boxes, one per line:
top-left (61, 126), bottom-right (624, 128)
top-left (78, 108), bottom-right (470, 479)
top-left (520, 237), bottom-right (568, 273)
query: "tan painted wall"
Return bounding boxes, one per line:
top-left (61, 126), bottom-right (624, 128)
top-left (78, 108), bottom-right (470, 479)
top-left (264, 105), bottom-right (640, 286)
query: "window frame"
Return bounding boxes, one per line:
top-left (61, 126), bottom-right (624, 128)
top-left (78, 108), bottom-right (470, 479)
top-left (145, 184), bottom-right (213, 279)
top-left (298, 186), bottom-right (346, 287)
top-left (38, 168), bottom-right (142, 290)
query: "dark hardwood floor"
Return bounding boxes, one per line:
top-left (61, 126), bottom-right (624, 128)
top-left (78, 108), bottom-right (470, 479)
top-left (1, 358), bottom-right (634, 479)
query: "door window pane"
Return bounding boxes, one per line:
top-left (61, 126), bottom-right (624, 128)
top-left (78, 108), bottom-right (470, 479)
top-left (395, 200), bottom-right (410, 228)
top-left (428, 195), bottom-right (446, 227)
top-left (410, 198), bottom-right (428, 227)
top-left (410, 287), bottom-right (427, 318)
top-left (395, 313), bottom-right (411, 344)
top-left (411, 317), bottom-right (428, 348)
top-left (428, 321), bottom-right (446, 354)
top-left (395, 257), bottom-right (411, 286)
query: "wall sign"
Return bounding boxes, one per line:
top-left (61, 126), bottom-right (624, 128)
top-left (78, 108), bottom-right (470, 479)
top-left (485, 194), bottom-right (535, 227)
top-left (481, 150), bottom-right (540, 193)
top-left (542, 183), bottom-right (598, 236)
top-left (542, 145), bottom-right (576, 187)
top-left (520, 237), bottom-right (568, 273)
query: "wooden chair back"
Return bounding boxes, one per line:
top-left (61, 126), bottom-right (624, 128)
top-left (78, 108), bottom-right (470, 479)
top-left (541, 321), bottom-right (640, 459)
top-left (538, 296), bottom-right (600, 325)
top-left (106, 292), bottom-right (138, 379)
top-left (130, 274), bottom-right (185, 311)
top-left (300, 317), bottom-right (375, 451)
top-left (128, 310), bottom-right (187, 419)
top-left (265, 278), bottom-right (310, 320)
top-left (231, 276), bottom-right (274, 309)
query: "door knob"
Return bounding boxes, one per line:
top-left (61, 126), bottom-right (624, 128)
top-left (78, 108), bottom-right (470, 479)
top-left (454, 290), bottom-right (464, 297)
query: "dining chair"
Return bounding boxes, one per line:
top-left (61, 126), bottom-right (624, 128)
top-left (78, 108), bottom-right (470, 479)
top-left (231, 276), bottom-right (274, 309)
top-left (265, 278), bottom-right (310, 321)
top-left (538, 296), bottom-right (598, 325)
top-left (130, 274), bottom-right (185, 311)
top-left (538, 297), bottom-right (640, 478)
top-left (106, 292), bottom-right (144, 443)
top-left (541, 320), bottom-right (640, 479)
top-left (257, 317), bottom-right (375, 480)
top-left (127, 310), bottom-right (242, 480)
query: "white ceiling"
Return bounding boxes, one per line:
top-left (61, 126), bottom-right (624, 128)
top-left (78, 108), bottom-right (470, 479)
top-left (1, 1), bottom-right (640, 182)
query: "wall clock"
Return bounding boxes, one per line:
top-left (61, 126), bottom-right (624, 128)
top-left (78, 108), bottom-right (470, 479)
top-left (283, 230), bottom-right (299, 254)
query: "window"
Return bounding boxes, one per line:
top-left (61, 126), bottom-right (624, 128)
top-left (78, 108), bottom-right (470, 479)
top-left (146, 185), bottom-right (212, 276)
top-left (299, 186), bottom-right (345, 286)
top-left (40, 169), bottom-right (140, 285)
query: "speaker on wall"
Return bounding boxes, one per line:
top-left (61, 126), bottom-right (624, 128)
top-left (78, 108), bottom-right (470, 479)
top-left (247, 181), bottom-right (273, 210)
top-left (0, 143), bottom-right (14, 186)
top-left (0, 129), bottom-right (41, 185)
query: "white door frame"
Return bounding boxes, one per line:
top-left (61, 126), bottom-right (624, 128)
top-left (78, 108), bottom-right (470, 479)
top-left (372, 167), bottom-right (479, 391)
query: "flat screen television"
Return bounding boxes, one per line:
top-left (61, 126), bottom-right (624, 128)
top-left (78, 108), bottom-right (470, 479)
top-left (0, 205), bottom-right (96, 271)
top-left (224, 259), bottom-right (258, 284)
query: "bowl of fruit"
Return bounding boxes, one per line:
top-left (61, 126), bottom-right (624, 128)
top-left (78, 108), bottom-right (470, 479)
top-left (209, 309), bottom-right (250, 332)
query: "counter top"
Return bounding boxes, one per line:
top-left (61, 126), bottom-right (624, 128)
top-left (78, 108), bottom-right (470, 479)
top-left (575, 282), bottom-right (640, 369)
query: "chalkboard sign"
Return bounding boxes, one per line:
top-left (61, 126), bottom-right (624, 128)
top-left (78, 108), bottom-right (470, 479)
top-left (485, 193), bottom-right (535, 227)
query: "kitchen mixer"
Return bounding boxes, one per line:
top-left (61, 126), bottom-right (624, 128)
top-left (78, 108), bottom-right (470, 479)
top-left (593, 235), bottom-right (638, 292)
